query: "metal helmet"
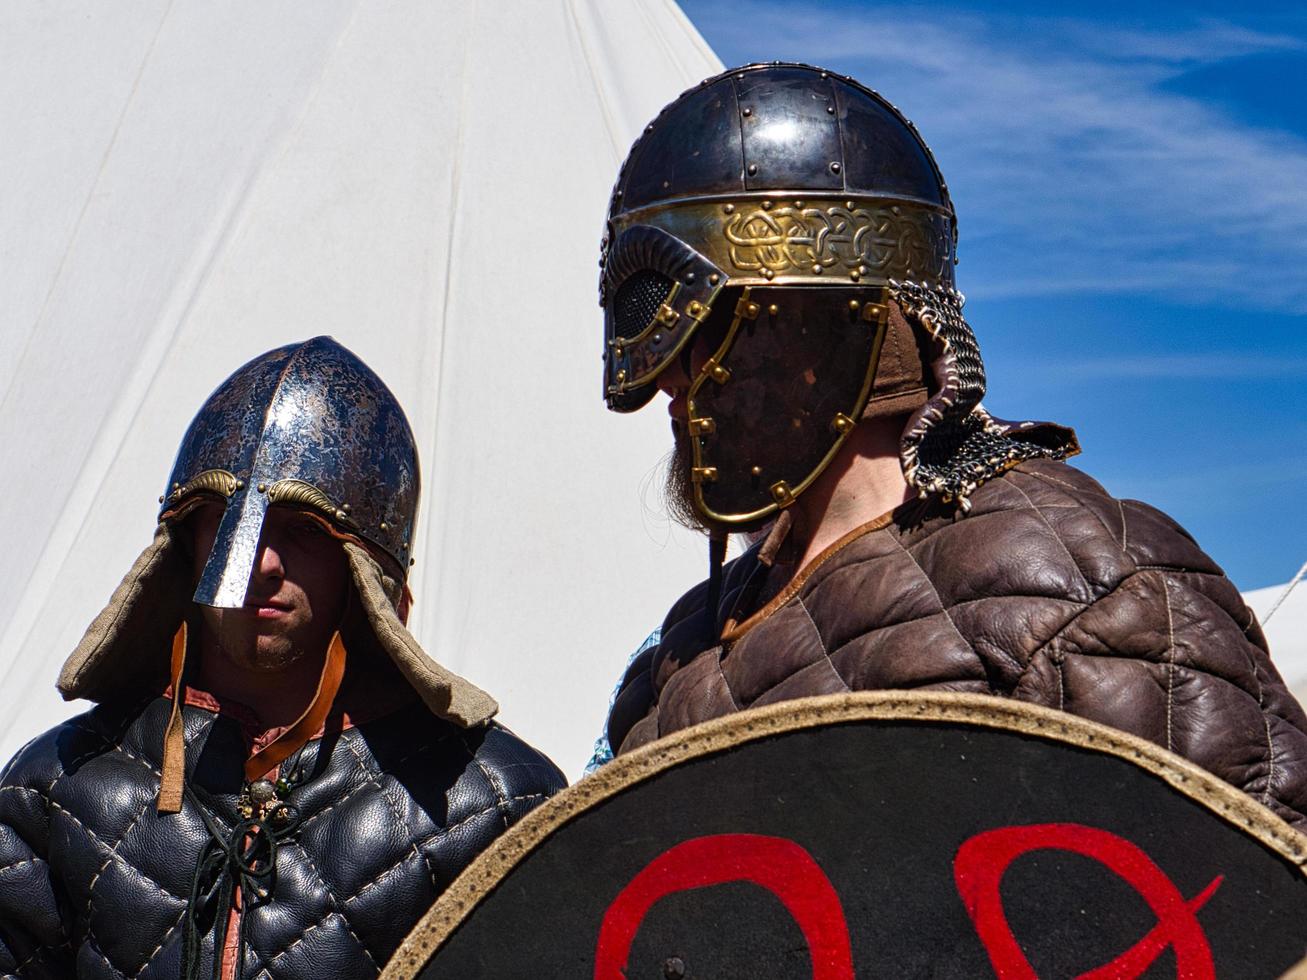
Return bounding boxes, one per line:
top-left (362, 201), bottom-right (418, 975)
top-left (601, 64), bottom-right (1077, 531)
top-left (599, 63), bottom-right (957, 528)
top-left (162, 337), bottom-right (419, 607)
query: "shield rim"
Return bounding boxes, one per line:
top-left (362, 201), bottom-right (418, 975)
top-left (380, 690), bottom-right (1307, 978)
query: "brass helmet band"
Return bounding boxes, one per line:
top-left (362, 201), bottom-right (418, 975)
top-left (603, 197), bottom-right (952, 412)
top-left (611, 195), bottom-right (954, 290)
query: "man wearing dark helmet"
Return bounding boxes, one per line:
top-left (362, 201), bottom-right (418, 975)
top-left (0, 338), bottom-right (565, 978)
top-left (595, 63), bottom-right (1307, 828)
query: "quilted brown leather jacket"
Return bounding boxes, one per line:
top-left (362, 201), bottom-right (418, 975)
top-left (606, 460), bottom-right (1307, 828)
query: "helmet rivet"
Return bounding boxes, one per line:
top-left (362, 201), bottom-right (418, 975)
top-left (763, 269), bottom-right (775, 280)
top-left (768, 304), bottom-right (779, 315)
top-left (847, 201), bottom-right (855, 210)
top-left (742, 107), bottom-right (753, 117)
top-left (709, 274), bottom-right (720, 284)
top-left (410, 558), bottom-right (416, 567)
top-left (811, 264), bottom-right (823, 275)
top-left (830, 162), bottom-right (841, 174)
top-left (653, 334), bottom-right (663, 344)
top-left (794, 200), bottom-right (803, 208)
top-left (380, 522), bottom-right (389, 531)
top-left (747, 164), bottom-right (758, 176)
top-left (858, 265), bottom-right (869, 275)
top-left (849, 300), bottom-right (861, 312)
top-left (826, 105), bottom-right (835, 114)
top-left (723, 203), bottom-right (734, 214)
top-left (751, 466), bottom-right (763, 477)
top-left (235, 480), bottom-right (245, 490)
top-left (342, 503), bottom-right (351, 513)
top-left (257, 483), bottom-right (267, 493)
top-left (686, 272), bottom-right (696, 283)
top-left (335, 510), bottom-right (347, 521)
top-left (172, 483), bottom-right (181, 490)
top-left (158, 495), bottom-right (164, 504)
top-left (762, 199), bottom-right (772, 209)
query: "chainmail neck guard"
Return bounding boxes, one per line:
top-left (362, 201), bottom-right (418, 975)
top-left (890, 280), bottom-right (1079, 512)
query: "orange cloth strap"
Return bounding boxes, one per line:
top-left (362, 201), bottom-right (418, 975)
top-left (243, 632), bottom-right (347, 783)
top-left (157, 624), bottom-right (189, 814)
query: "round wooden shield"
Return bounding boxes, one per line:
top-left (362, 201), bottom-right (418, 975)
top-left (383, 693), bottom-right (1307, 979)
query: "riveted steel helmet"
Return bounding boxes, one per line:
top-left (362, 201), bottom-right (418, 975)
top-left (599, 63), bottom-right (957, 528)
top-left (601, 63), bottom-right (1076, 531)
top-left (162, 337), bottom-right (419, 607)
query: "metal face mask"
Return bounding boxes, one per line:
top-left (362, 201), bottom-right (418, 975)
top-left (685, 285), bottom-right (891, 526)
top-left (163, 337), bottom-right (419, 607)
top-left (599, 63), bottom-right (957, 528)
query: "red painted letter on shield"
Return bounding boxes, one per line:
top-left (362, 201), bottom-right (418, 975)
top-left (593, 833), bottom-right (854, 979)
top-left (954, 822), bottom-right (1221, 979)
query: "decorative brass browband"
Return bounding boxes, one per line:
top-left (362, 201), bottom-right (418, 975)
top-left (612, 197), bottom-right (954, 288)
top-left (167, 472), bottom-right (362, 531)
top-left (266, 478), bottom-right (355, 525)
top-left (167, 468), bottom-right (240, 502)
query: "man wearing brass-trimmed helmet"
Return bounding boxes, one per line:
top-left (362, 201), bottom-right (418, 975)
top-left (591, 63), bottom-right (1307, 831)
top-left (0, 338), bottom-right (564, 977)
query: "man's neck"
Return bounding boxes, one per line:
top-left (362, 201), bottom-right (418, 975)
top-left (787, 417), bottom-right (912, 573)
top-left (192, 636), bottom-right (327, 731)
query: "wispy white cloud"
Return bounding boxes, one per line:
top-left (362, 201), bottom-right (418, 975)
top-left (1027, 353), bottom-right (1307, 380)
top-left (684, 3), bottom-right (1307, 311)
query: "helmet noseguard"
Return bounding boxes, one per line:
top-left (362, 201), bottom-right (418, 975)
top-left (599, 63), bottom-right (957, 528)
top-left (162, 337), bottom-right (419, 607)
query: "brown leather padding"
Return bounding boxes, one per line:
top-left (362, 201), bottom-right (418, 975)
top-left (607, 459), bottom-right (1307, 830)
top-left (860, 300), bottom-right (930, 422)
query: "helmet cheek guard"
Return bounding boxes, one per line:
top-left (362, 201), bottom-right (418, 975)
top-left (602, 225), bottom-right (725, 412)
top-left (686, 286), bottom-right (890, 529)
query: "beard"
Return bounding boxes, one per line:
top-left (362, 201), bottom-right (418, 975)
top-left (664, 419), bottom-right (707, 532)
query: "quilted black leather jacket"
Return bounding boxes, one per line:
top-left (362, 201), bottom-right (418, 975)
top-left (0, 693), bottom-right (565, 978)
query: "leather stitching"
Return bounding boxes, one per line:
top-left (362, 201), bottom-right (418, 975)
top-left (292, 729), bottom-right (461, 833)
top-left (1162, 577), bottom-right (1176, 752)
top-left (1006, 477), bottom-right (1094, 598)
top-left (887, 536), bottom-right (972, 654)
top-left (714, 652), bottom-right (741, 711)
top-left (463, 737), bottom-right (513, 833)
top-left (5, 940), bottom-right (72, 978)
top-left (272, 841), bottom-right (381, 974)
top-left (127, 906), bottom-right (188, 979)
top-left (0, 856), bottom-right (46, 876)
top-left (342, 795), bottom-right (550, 906)
top-left (796, 598), bottom-right (851, 693)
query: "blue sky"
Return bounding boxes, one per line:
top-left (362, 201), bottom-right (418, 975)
top-left (680, 0), bottom-right (1307, 590)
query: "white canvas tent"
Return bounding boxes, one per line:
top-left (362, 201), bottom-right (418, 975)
top-left (0, 0), bottom-right (723, 777)
top-left (1246, 576), bottom-right (1307, 706)
top-left (4, 2), bottom-right (1301, 781)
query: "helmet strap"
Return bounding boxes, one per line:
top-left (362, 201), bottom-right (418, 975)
top-left (705, 532), bottom-right (729, 644)
top-left (157, 623), bottom-right (189, 814)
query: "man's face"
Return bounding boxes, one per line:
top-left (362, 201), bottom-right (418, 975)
top-left (189, 501), bottom-right (349, 672)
